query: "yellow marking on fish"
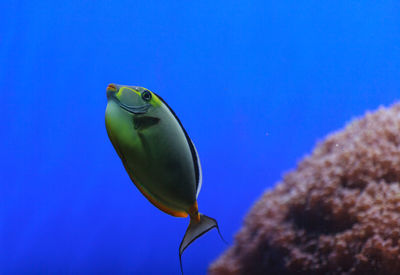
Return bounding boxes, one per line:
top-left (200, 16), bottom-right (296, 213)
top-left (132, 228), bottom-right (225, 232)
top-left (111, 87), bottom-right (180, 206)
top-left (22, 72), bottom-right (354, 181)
top-left (149, 92), bottom-right (162, 107)
top-left (117, 87), bottom-right (141, 99)
top-left (117, 86), bottom-right (161, 107)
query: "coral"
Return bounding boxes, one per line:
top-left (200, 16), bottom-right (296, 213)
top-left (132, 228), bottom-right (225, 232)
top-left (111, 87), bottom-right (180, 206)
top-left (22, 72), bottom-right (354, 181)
top-left (210, 103), bottom-right (400, 275)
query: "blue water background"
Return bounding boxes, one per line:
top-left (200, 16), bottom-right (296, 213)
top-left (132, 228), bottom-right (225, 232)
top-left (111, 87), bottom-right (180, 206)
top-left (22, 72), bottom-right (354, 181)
top-left (1, 1), bottom-right (400, 274)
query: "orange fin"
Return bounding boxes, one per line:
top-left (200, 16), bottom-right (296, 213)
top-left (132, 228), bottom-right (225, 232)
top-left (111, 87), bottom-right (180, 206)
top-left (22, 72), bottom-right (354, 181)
top-left (132, 176), bottom-right (188, 218)
top-left (124, 168), bottom-right (188, 218)
top-left (110, 137), bottom-right (188, 218)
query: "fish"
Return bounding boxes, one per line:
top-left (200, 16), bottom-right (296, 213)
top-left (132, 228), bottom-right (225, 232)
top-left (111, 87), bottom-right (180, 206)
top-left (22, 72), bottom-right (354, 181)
top-left (105, 83), bottom-right (224, 273)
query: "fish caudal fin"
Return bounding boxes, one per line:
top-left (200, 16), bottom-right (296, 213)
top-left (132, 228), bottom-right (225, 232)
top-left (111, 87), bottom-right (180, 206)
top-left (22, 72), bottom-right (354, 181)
top-left (179, 213), bottom-right (225, 274)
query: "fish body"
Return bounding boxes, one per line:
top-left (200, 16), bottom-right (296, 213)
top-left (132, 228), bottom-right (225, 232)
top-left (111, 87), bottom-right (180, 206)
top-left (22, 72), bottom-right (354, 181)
top-left (105, 84), bottom-right (223, 273)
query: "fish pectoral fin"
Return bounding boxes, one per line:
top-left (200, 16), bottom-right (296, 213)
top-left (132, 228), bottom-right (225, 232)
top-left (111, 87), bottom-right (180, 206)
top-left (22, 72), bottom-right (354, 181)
top-left (133, 116), bottom-right (160, 130)
top-left (179, 214), bottom-right (225, 274)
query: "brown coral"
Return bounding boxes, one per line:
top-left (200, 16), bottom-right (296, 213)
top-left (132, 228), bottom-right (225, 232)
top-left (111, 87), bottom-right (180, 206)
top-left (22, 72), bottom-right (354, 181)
top-left (210, 104), bottom-right (400, 275)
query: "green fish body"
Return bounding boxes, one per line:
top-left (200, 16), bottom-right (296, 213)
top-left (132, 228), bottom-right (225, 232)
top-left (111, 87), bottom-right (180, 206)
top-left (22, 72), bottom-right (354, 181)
top-left (105, 84), bottom-right (223, 272)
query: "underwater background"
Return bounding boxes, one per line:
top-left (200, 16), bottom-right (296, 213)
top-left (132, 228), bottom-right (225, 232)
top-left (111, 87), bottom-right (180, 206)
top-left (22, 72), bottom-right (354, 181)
top-left (2, 1), bottom-right (400, 274)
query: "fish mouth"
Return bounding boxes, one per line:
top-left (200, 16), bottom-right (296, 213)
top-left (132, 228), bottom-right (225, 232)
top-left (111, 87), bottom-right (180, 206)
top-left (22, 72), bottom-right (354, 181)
top-left (118, 101), bottom-right (151, 114)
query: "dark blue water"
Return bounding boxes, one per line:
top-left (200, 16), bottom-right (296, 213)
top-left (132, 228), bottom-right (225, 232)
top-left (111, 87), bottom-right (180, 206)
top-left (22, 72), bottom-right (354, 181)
top-left (2, 1), bottom-right (400, 274)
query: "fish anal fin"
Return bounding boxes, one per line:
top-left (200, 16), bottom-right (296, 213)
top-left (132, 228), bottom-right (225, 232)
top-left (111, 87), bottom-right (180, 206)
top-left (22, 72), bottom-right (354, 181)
top-left (124, 169), bottom-right (188, 218)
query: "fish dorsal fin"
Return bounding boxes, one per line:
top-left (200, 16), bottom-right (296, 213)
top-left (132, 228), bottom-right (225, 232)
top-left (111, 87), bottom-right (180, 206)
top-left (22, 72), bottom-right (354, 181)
top-left (190, 140), bottom-right (202, 197)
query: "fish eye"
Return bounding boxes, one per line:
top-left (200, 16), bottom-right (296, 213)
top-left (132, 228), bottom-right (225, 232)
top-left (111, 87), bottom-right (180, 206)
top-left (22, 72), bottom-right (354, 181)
top-left (141, 90), bottom-right (152, 101)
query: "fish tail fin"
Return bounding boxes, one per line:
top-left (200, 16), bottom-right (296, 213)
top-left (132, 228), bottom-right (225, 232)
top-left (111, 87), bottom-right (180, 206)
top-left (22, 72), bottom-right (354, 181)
top-left (179, 213), bottom-right (226, 274)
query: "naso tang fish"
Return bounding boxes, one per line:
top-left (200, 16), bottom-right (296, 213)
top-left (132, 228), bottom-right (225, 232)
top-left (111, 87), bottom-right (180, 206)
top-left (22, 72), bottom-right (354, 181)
top-left (105, 83), bottom-right (224, 273)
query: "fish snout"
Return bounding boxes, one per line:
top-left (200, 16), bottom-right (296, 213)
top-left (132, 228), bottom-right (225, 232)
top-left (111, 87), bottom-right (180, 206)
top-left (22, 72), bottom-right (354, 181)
top-left (106, 83), bottom-right (118, 98)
